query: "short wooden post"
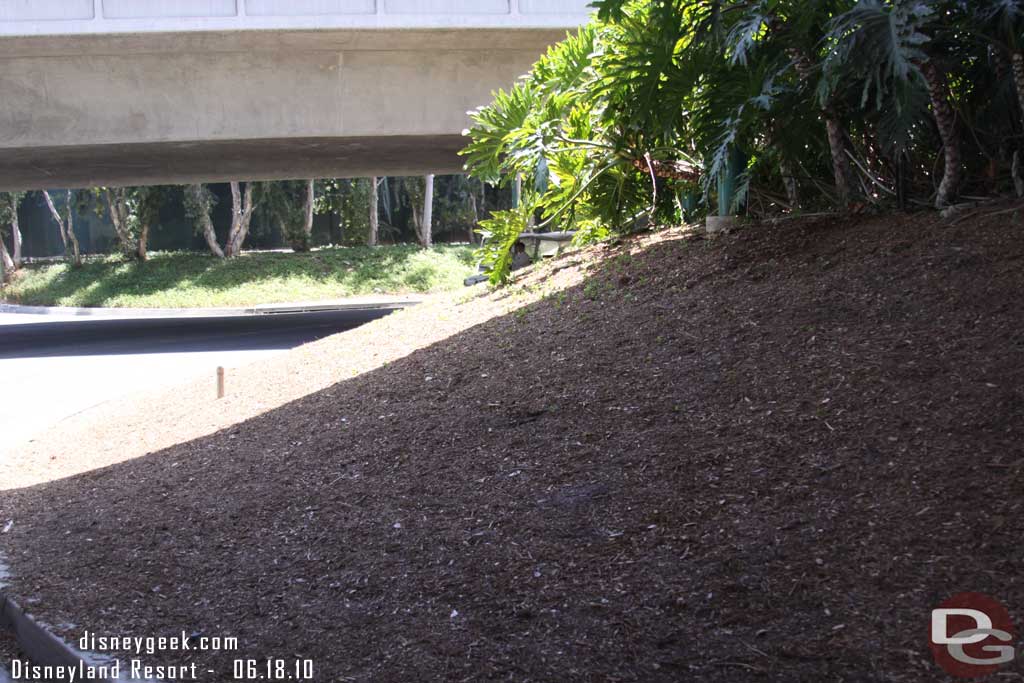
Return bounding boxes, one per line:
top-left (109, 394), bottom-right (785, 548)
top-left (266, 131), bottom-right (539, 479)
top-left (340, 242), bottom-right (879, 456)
top-left (217, 367), bottom-right (225, 399)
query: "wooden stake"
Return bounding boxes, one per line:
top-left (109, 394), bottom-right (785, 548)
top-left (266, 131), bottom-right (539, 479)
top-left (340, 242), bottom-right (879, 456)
top-left (217, 367), bottom-right (225, 399)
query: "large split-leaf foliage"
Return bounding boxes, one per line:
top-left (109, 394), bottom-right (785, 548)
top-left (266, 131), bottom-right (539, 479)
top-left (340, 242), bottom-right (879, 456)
top-left (462, 0), bottom-right (1024, 283)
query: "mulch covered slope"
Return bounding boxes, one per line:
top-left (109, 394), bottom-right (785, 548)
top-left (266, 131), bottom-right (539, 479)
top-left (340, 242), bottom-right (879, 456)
top-left (2, 211), bottom-right (1023, 681)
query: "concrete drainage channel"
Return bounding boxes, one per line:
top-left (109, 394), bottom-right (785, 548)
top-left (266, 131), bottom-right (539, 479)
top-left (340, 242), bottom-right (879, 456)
top-left (0, 593), bottom-right (146, 682)
top-left (0, 299), bottom-right (423, 320)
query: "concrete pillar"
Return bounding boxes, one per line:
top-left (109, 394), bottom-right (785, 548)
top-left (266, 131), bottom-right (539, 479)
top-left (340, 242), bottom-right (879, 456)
top-left (707, 146), bottom-right (747, 234)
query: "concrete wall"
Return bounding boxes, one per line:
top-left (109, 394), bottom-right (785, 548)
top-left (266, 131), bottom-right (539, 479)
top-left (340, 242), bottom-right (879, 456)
top-left (0, 9), bottom-right (585, 188)
top-left (0, 0), bottom-right (592, 34)
top-left (0, 2), bottom-right (590, 189)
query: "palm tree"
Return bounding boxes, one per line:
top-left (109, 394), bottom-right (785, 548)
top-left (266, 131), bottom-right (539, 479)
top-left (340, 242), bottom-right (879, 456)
top-left (978, 0), bottom-right (1024, 121)
top-left (827, 0), bottom-right (963, 208)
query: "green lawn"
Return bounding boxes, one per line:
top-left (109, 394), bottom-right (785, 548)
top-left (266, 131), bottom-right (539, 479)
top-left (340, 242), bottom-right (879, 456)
top-left (1, 245), bottom-right (478, 308)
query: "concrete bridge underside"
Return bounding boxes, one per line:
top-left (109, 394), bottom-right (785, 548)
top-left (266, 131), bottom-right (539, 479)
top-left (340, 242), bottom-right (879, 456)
top-left (0, 2), bottom-right (590, 190)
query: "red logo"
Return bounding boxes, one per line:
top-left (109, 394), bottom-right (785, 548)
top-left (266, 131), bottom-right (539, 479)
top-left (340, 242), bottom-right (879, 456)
top-left (930, 593), bottom-right (1016, 678)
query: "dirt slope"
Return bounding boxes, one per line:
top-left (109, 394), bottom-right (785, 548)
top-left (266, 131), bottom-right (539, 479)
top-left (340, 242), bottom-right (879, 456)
top-left (2, 211), bottom-right (1023, 681)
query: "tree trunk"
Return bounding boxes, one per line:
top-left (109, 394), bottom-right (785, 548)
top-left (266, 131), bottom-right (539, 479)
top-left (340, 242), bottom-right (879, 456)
top-left (226, 182), bottom-right (256, 258)
top-left (468, 189), bottom-right (479, 244)
top-left (0, 235), bottom-right (12, 283)
top-left (303, 179), bottom-right (314, 245)
top-left (1011, 150), bottom-right (1019, 198)
top-left (421, 174), bottom-right (434, 249)
top-left (187, 185), bottom-right (225, 258)
top-left (919, 59), bottom-right (961, 209)
top-left (104, 188), bottom-right (136, 257)
top-left (43, 190), bottom-right (81, 266)
top-left (788, 48), bottom-right (852, 207)
top-left (10, 196), bottom-right (22, 267)
top-left (382, 178), bottom-right (393, 225)
top-left (43, 190), bottom-right (67, 255)
top-left (779, 157), bottom-right (800, 210)
top-left (824, 112), bottom-right (853, 207)
top-left (368, 176), bottom-right (379, 246)
top-left (137, 221), bottom-right (150, 261)
top-left (65, 190), bottom-right (81, 266)
top-left (1012, 51), bottom-right (1024, 127)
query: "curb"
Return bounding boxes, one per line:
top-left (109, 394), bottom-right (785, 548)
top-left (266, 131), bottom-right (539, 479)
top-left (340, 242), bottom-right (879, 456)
top-left (0, 593), bottom-right (131, 682)
top-left (0, 298), bottom-right (424, 320)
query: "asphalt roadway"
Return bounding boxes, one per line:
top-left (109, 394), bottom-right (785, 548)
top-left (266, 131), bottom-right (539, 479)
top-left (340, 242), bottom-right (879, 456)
top-left (0, 308), bottom-right (395, 456)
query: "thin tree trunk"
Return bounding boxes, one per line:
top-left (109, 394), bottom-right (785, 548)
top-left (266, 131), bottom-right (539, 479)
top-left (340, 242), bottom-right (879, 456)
top-left (187, 185), bottom-right (225, 258)
top-left (779, 157), bottom-right (800, 210)
top-left (65, 190), bottom-right (81, 266)
top-left (226, 182), bottom-right (256, 258)
top-left (789, 48), bottom-right (852, 207)
top-left (824, 113), bottom-right (853, 207)
top-left (1008, 50), bottom-right (1024, 198)
top-left (137, 222), bottom-right (150, 261)
top-left (468, 190), bottom-right (479, 244)
top-left (227, 182), bottom-right (243, 257)
top-left (410, 202), bottom-right (422, 242)
top-left (43, 190), bottom-right (68, 254)
top-left (10, 197), bottom-right (22, 267)
top-left (1012, 51), bottom-right (1024, 127)
top-left (303, 179), bottom-right (314, 244)
top-left (1013, 151), bottom-right (1024, 198)
top-left (378, 178), bottom-right (389, 225)
top-left (919, 60), bottom-right (961, 209)
top-left (421, 174), bottom-right (434, 249)
top-left (104, 188), bottom-right (136, 257)
top-left (43, 190), bottom-right (81, 266)
top-left (368, 176), bottom-right (379, 246)
top-left (0, 235), bottom-right (12, 283)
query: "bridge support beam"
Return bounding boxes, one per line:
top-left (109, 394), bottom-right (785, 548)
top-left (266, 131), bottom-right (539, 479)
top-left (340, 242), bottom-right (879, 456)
top-left (0, 28), bottom-right (574, 189)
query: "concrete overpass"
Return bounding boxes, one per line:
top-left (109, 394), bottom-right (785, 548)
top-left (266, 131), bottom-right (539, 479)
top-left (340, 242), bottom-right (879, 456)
top-left (0, 0), bottom-right (591, 190)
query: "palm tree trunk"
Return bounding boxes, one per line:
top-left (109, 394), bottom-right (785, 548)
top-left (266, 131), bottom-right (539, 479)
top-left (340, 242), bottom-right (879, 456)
top-left (919, 60), bottom-right (961, 208)
top-left (789, 48), bottom-right (852, 207)
top-left (368, 176), bottom-right (379, 246)
top-left (824, 112), bottom-right (853, 207)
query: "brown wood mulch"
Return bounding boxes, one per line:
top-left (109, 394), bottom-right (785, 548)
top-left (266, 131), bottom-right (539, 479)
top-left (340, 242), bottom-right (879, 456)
top-left (1, 210), bottom-right (1023, 682)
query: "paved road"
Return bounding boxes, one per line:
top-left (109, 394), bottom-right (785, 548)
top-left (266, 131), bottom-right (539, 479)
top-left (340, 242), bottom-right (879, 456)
top-left (0, 309), bottom-right (395, 454)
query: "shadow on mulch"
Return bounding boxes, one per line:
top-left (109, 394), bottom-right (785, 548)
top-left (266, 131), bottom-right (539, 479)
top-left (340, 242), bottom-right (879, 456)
top-left (2, 210), bottom-right (1023, 682)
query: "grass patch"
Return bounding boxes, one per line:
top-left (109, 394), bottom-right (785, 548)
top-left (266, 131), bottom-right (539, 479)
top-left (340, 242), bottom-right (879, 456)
top-left (1, 245), bottom-right (477, 308)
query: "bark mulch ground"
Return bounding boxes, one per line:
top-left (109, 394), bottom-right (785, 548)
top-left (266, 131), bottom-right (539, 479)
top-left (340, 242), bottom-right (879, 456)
top-left (1, 210), bottom-right (1023, 682)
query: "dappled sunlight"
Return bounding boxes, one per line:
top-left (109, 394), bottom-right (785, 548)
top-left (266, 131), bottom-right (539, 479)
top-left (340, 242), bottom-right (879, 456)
top-left (2, 245), bottom-right (476, 308)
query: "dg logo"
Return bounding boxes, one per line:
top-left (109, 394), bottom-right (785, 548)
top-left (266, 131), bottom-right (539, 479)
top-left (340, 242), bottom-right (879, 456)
top-left (930, 592), bottom-right (1016, 678)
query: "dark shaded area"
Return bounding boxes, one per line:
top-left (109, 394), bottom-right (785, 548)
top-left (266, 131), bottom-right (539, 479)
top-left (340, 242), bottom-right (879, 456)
top-left (0, 309), bottom-right (396, 360)
top-left (1, 212), bottom-right (1022, 681)
top-left (0, 136), bottom-right (467, 194)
